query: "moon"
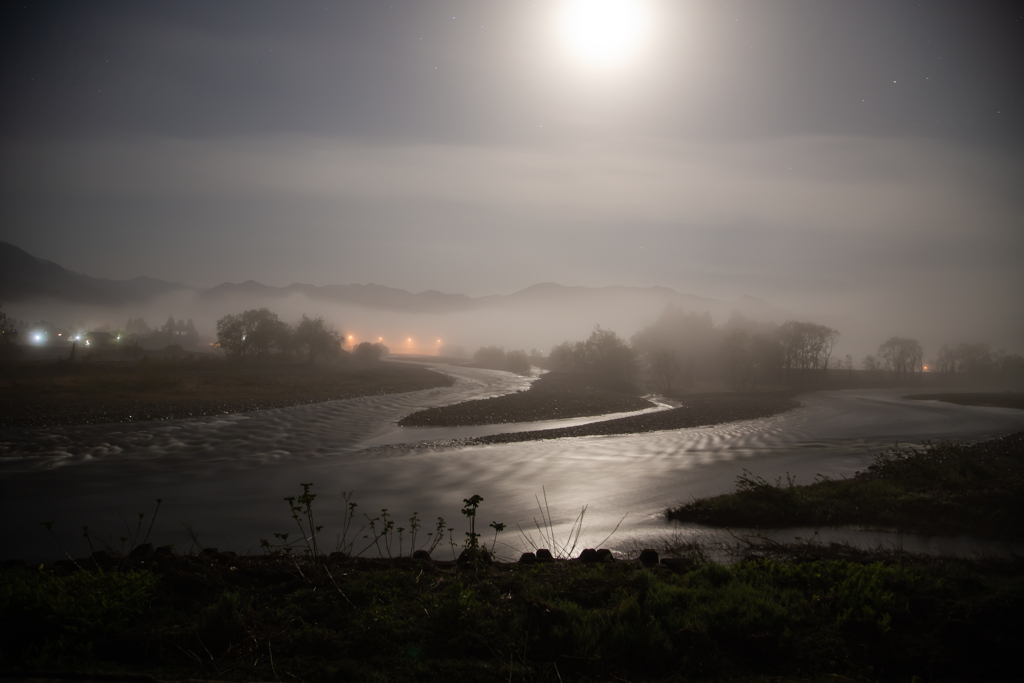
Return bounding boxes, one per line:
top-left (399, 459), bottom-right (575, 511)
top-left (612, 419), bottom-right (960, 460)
top-left (556, 0), bottom-right (653, 71)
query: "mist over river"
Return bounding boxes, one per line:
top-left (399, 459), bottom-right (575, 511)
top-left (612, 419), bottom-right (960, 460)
top-left (3, 364), bottom-right (1024, 563)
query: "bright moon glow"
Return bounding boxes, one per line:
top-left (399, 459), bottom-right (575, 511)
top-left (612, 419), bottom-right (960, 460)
top-left (557, 0), bottom-right (652, 70)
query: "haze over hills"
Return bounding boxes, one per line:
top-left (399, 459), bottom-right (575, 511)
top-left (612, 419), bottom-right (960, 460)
top-left (0, 241), bottom-right (190, 306)
top-left (0, 241), bottom-right (788, 322)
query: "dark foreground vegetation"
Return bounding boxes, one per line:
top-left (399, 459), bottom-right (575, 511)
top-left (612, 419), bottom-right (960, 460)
top-left (2, 540), bottom-right (1021, 681)
top-left (399, 372), bottom-right (655, 427)
top-left (667, 432), bottom-right (1024, 541)
top-left (0, 360), bottom-right (452, 429)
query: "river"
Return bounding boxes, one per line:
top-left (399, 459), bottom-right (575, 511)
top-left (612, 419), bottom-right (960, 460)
top-left (2, 363), bottom-right (1023, 563)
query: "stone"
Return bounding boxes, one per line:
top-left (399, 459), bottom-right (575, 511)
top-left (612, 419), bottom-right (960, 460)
top-left (578, 548), bottom-right (600, 563)
top-left (596, 549), bottom-right (614, 562)
top-left (412, 549), bottom-right (432, 561)
top-left (638, 549), bottom-right (659, 566)
top-left (457, 548), bottom-right (492, 565)
top-left (91, 550), bottom-right (117, 568)
top-left (535, 548), bottom-right (554, 562)
top-left (518, 552), bottom-right (537, 564)
top-left (129, 543), bottom-right (154, 559)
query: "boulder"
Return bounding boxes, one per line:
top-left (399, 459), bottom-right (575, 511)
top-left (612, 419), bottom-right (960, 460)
top-left (129, 543), bottom-right (154, 559)
top-left (535, 548), bottom-right (554, 562)
top-left (412, 549), bottom-right (432, 561)
top-left (578, 548), bottom-right (600, 563)
top-left (638, 549), bottom-right (659, 567)
top-left (91, 550), bottom-right (117, 569)
top-left (518, 552), bottom-right (537, 564)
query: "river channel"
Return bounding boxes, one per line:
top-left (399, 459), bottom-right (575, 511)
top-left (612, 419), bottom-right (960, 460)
top-left (2, 363), bottom-right (1023, 563)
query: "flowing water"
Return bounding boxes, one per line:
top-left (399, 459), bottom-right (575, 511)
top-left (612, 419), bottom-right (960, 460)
top-left (2, 364), bottom-right (1023, 562)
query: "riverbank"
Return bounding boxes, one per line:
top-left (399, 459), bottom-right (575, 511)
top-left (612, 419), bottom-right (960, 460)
top-left (0, 360), bottom-right (453, 428)
top-left (904, 391), bottom-right (1024, 410)
top-left (666, 432), bottom-right (1024, 541)
top-left (381, 392), bottom-right (798, 450)
top-left (2, 540), bottom-right (1019, 682)
top-left (399, 371), bottom-right (654, 426)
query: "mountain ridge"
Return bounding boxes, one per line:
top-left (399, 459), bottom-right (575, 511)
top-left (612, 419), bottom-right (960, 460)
top-left (0, 241), bottom-right (784, 320)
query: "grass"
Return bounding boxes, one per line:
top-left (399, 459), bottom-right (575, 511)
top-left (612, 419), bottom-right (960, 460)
top-left (666, 432), bottom-right (1024, 540)
top-left (6, 482), bottom-right (1024, 681)
top-left (0, 358), bottom-right (453, 428)
top-left (3, 544), bottom-right (1022, 681)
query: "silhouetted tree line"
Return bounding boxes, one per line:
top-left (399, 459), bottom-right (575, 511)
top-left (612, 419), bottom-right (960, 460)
top-left (121, 316), bottom-right (199, 349)
top-left (215, 309), bottom-right (364, 363)
top-left (550, 326), bottom-right (638, 388)
top-left (628, 307), bottom-right (841, 391)
top-left (473, 346), bottom-right (531, 376)
top-left (930, 342), bottom-right (1024, 378)
top-left (859, 339), bottom-right (1023, 380)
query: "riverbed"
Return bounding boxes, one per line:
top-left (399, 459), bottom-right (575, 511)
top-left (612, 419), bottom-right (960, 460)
top-left (3, 364), bottom-right (1023, 563)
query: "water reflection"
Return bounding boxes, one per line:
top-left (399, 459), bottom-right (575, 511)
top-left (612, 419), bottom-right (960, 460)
top-left (2, 366), bottom-right (1023, 563)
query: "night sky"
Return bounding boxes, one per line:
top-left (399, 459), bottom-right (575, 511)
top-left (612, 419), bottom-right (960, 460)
top-left (1, 1), bottom-right (1022, 349)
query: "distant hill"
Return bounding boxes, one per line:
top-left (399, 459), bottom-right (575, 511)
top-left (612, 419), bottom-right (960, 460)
top-left (0, 241), bottom-right (191, 305)
top-left (0, 241), bottom-right (789, 321)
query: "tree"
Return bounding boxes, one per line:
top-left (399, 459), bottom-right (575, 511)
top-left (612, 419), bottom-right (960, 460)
top-left (294, 315), bottom-right (341, 363)
top-left (215, 313), bottom-right (246, 359)
top-left (353, 340), bottom-right (389, 363)
top-left (242, 309), bottom-right (288, 358)
top-left (720, 329), bottom-right (753, 389)
top-left (0, 304), bottom-right (17, 347)
top-left (934, 342), bottom-right (992, 374)
top-left (504, 350), bottom-right (531, 376)
top-left (125, 317), bottom-right (151, 336)
top-left (778, 321), bottom-right (840, 375)
top-left (183, 318), bottom-right (199, 348)
top-left (877, 337), bottom-right (923, 377)
top-left (648, 348), bottom-right (678, 394)
top-left (549, 326), bottom-right (637, 385)
top-left (473, 346), bottom-right (507, 369)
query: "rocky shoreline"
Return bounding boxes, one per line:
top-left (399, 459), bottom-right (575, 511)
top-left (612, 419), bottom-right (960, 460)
top-left (398, 371), bottom-right (654, 427)
top-left (373, 392), bottom-right (800, 452)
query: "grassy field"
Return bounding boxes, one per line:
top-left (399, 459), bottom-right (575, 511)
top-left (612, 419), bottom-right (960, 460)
top-left (399, 371), bottom-right (654, 426)
top-left (0, 358), bottom-right (453, 428)
top-left (667, 433), bottom-right (1024, 541)
top-left (2, 540), bottom-right (1020, 681)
